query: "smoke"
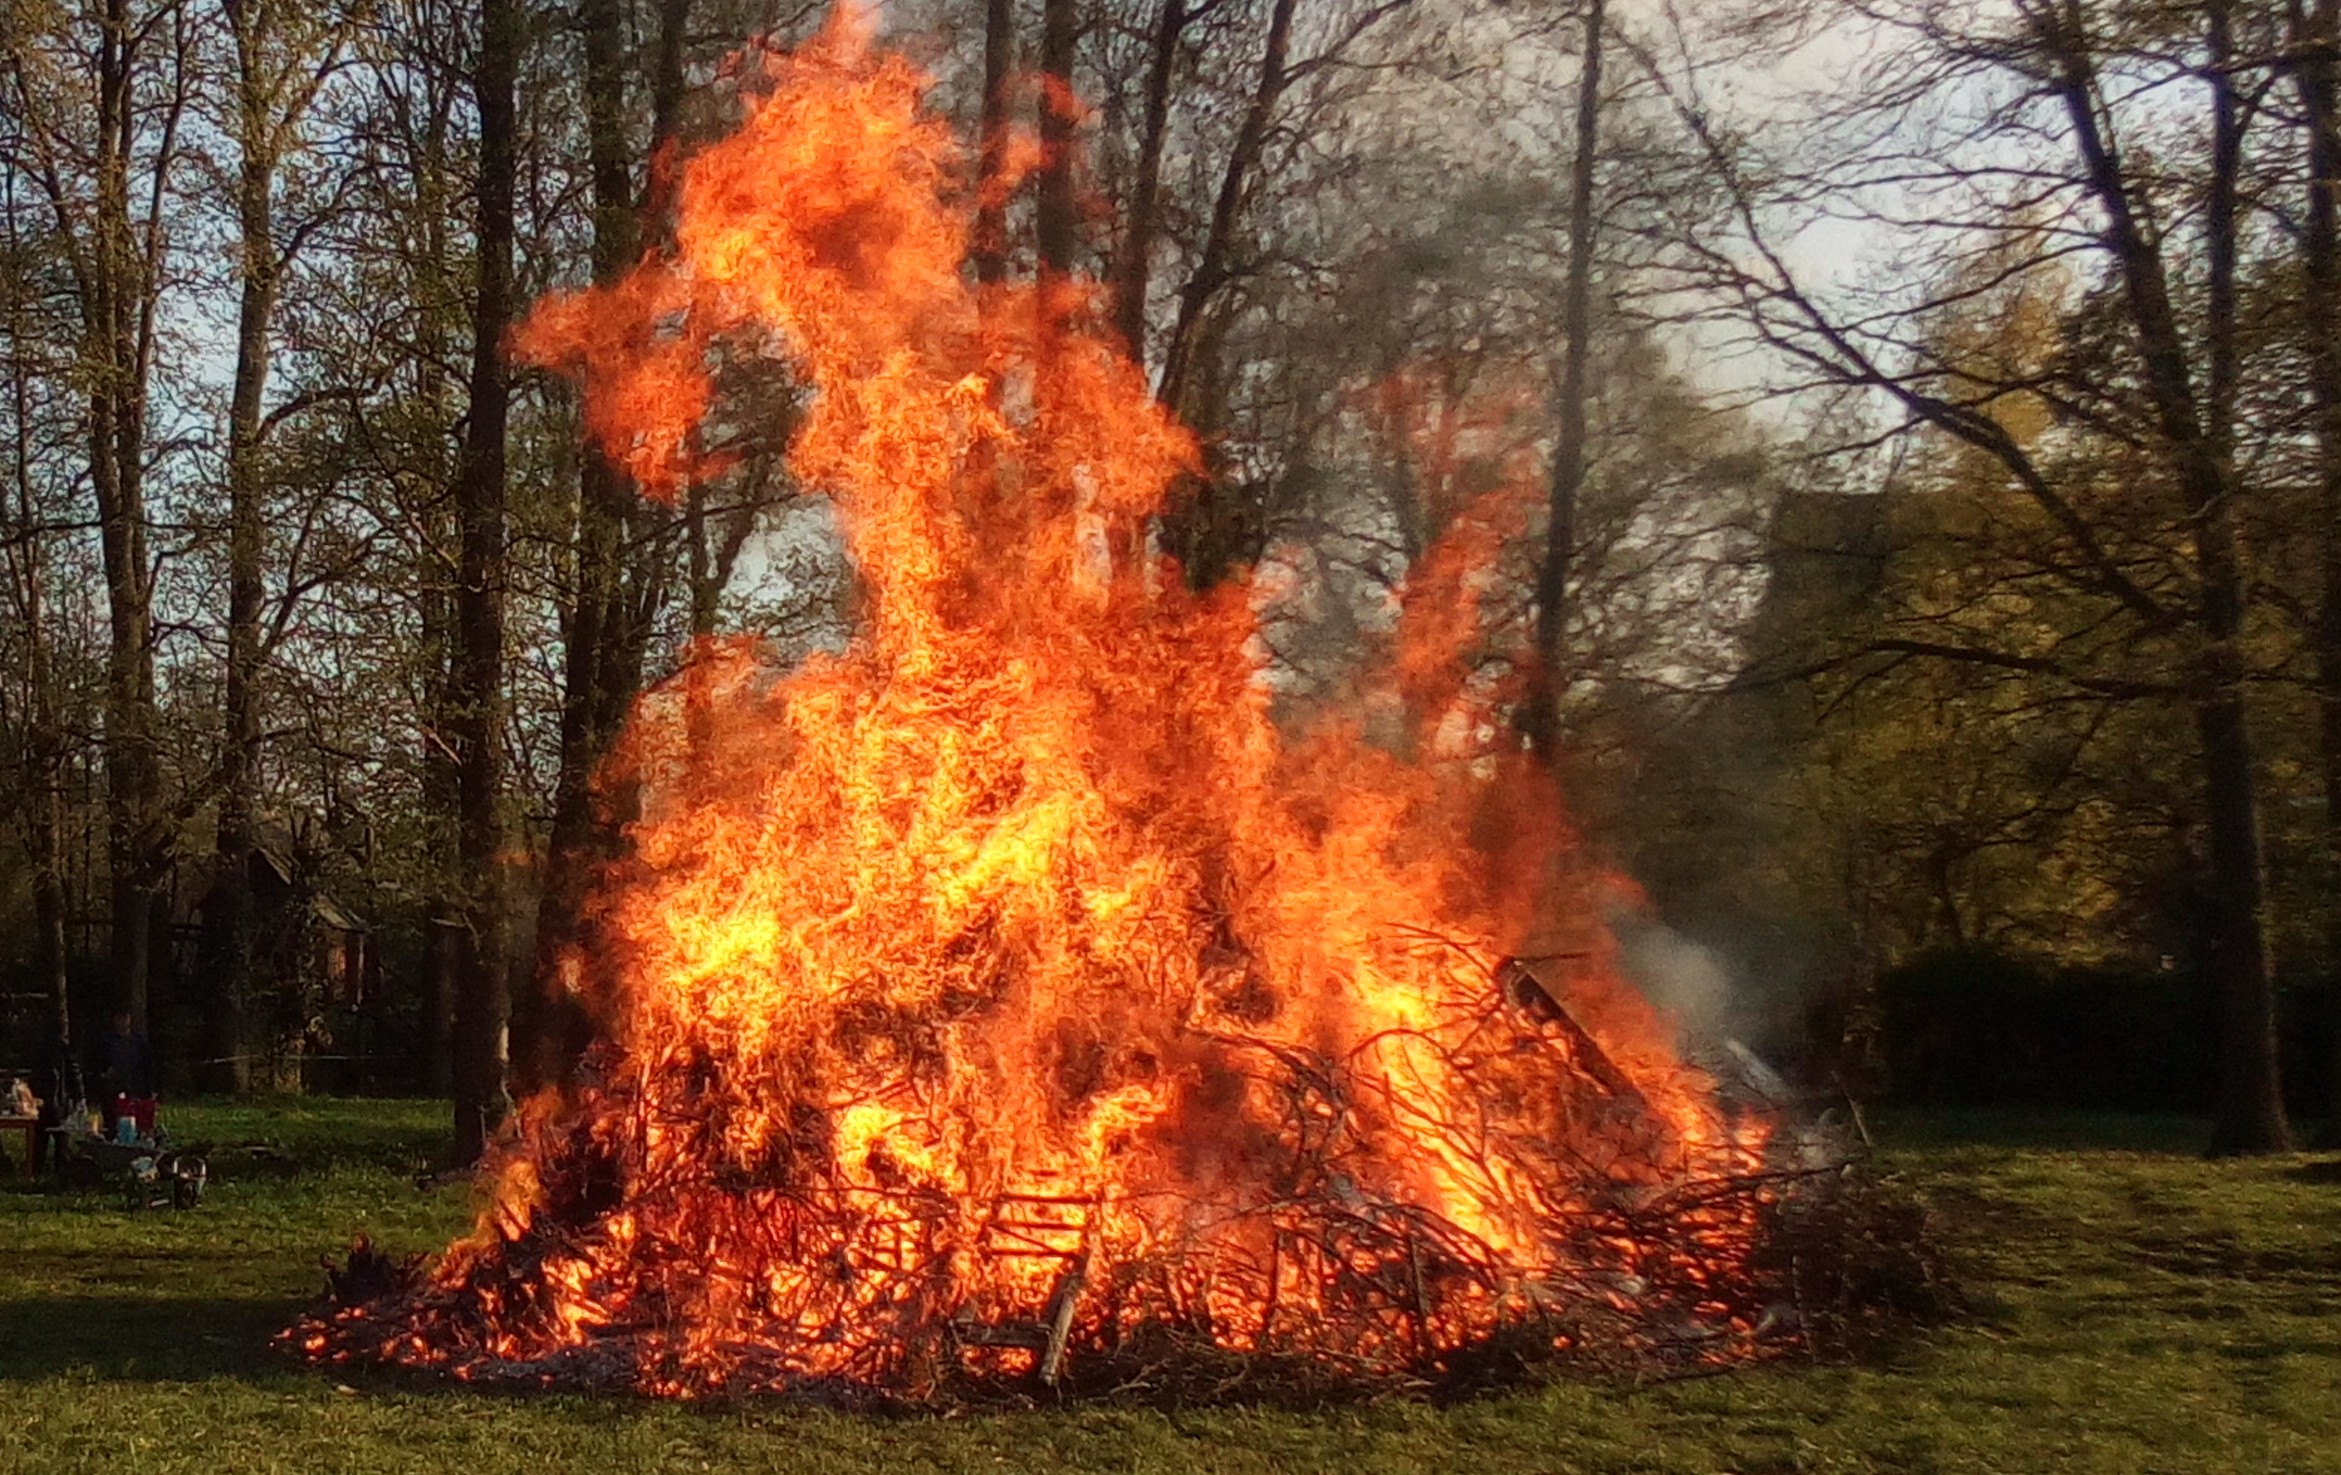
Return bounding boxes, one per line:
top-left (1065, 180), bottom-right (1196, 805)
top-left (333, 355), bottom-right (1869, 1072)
top-left (1614, 914), bottom-right (1736, 1046)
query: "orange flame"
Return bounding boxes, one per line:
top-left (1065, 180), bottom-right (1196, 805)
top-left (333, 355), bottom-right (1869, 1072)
top-left (323, 14), bottom-right (1769, 1396)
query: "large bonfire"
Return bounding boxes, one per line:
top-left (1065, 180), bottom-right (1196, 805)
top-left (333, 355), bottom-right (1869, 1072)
top-left (299, 16), bottom-right (1784, 1399)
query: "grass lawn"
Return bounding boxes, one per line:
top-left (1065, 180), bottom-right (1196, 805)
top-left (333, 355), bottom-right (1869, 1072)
top-left (3, 1101), bottom-right (2338, 1473)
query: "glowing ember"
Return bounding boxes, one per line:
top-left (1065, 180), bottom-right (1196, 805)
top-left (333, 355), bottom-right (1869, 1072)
top-left (296, 15), bottom-right (1776, 1399)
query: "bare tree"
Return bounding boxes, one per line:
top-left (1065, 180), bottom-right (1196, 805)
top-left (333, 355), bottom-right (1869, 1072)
top-left (1650, 0), bottom-right (2291, 1150)
top-left (450, 0), bottom-right (521, 1161)
top-left (3, 0), bottom-right (197, 1029)
top-left (1035, 0), bottom-right (1077, 277)
top-left (0, 158), bottom-right (75, 1056)
top-left (1110, 0), bottom-right (1186, 358)
top-left (1524, 0), bottom-right (1604, 762)
top-left (973, 0), bottom-right (1016, 285)
top-left (518, 0), bottom-right (705, 1094)
top-left (2287, 0), bottom-right (2341, 1141)
top-left (209, 0), bottom-right (356, 1091)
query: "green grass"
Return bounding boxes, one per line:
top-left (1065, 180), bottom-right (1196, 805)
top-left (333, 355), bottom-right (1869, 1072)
top-left (4, 1100), bottom-right (2339, 1474)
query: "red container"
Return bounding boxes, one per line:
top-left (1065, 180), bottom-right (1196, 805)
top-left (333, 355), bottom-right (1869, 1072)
top-left (108, 1094), bottom-right (157, 1137)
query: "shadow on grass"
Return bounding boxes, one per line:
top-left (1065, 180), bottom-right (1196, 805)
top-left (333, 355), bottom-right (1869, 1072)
top-left (0, 1292), bottom-right (653, 1406)
top-left (0, 1295), bottom-right (305, 1383)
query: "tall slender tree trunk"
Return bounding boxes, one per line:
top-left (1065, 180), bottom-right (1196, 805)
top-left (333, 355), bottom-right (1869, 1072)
top-left (520, 0), bottom-right (629, 1097)
top-left (209, 0), bottom-right (339, 1093)
top-left (1158, 0), bottom-right (1293, 416)
top-left (1112, 0), bottom-right (1185, 360)
top-left (1156, 0), bottom-right (1295, 586)
top-left (2293, 0), bottom-right (2341, 1143)
top-left (974, 0), bottom-right (1016, 285)
top-left (523, 0), bottom-right (691, 1095)
top-left (215, 6), bottom-right (286, 1095)
top-left (423, 461), bottom-right (461, 1102)
top-left (451, 0), bottom-right (519, 1163)
top-left (2199, 1), bottom-right (2288, 1154)
top-left (1525, 0), bottom-right (1603, 763)
top-left (412, 62), bottom-right (461, 1101)
top-left (1035, 0), bottom-right (1077, 279)
top-left (86, 0), bottom-right (177, 1032)
top-left (2195, 668), bottom-right (2287, 1152)
top-left (4, 176), bottom-right (72, 1056)
top-left (22, 594), bottom-right (72, 1059)
top-left (2049, 4), bottom-right (2287, 1152)
top-left (31, 765), bottom-right (73, 1052)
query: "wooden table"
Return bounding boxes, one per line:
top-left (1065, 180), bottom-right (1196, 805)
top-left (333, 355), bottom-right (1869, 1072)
top-left (0, 1115), bottom-right (39, 1180)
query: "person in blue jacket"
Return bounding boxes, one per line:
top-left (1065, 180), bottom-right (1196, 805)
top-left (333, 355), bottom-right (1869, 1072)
top-left (95, 1008), bottom-right (153, 1136)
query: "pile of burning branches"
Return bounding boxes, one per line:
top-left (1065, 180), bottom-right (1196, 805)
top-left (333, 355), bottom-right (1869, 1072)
top-left (290, 16), bottom-right (1948, 1405)
top-left (294, 953), bottom-right (1810, 1403)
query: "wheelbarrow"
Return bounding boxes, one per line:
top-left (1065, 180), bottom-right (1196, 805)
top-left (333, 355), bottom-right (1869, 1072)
top-left (49, 1129), bottom-right (208, 1209)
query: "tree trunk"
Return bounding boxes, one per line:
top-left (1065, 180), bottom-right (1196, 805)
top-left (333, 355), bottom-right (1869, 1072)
top-left (427, 915), bottom-right (459, 1098)
top-left (32, 783), bottom-right (72, 1053)
top-left (522, 0), bottom-right (686, 1095)
top-left (1156, 0), bottom-right (1296, 587)
top-left (518, 0), bottom-right (628, 1097)
top-left (87, 0), bottom-right (174, 1032)
top-left (1157, 0), bottom-right (1294, 416)
top-left (1035, 0), bottom-right (1077, 278)
top-left (411, 41), bottom-right (462, 1103)
top-left (2200, 2), bottom-right (2289, 1154)
top-left (2195, 674), bottom-right (2289, 1153)
top-left (422, 514), bottom-right (461, 1102)
top-left (215, 11), bottom-right (285, 1095)
top-left (209, 0), bottom-right (341, 1094)
top-left (2048, 4), bottom-right (2289, 1152)
top-left (4, 179), bottom-right (72, 1057)
top-left (974, 0), bottom-right (1017, 285)
top-left (1112, 0), bottom-right (1186, 359)
top-left (1524, 0), bottom-right (1602, 763)
top-left (450, 0), bottom-right (519, 1163)
top-left (2292, 0), bottom-right (2341, 1144)
top-left (649, 0), bottom-right (690, 155)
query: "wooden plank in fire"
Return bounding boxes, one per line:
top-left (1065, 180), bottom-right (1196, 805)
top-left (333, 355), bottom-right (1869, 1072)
top-left (955, 1190), bottom-right (1094, 1387)
top-left (1037, 1243), bottom-right (1090, 1387)
top-left (950, 1250), bottom-right (1088, 1386)
top-left (1496, 956), bottom-right (1652, 1114)
top-left (982, 1188), bottom-right (1089, 1257)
